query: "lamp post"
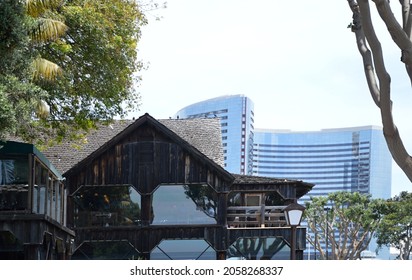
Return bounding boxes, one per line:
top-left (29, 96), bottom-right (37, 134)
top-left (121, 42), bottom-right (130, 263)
top-left (285, 201), bottom-right (305, 260)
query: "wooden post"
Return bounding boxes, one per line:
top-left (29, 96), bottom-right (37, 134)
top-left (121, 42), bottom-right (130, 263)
top-left (218, 192), bottom-right (228, 226)
top-left (141, 194), bottom-right (152, 226)
top-left (216, 251), bottom-right (226, 260)
top-left (260, 204), bottom-right (265, 227)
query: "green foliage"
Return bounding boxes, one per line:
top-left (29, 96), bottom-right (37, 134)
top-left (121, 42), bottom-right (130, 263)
top-left (46, 0), bottom-right (145, 114)
top-left (0, 75), bottom-right (48, 140)
top-left (32, 0), bottom-right (146, 142)
top-left (304, 191), bottom-right (385, 260)
top-left (0, 0), bottom-right (150, 145)
top-left (0, 0), bottom-right (46, 140)
top-left (375, 191), bottom-right (412, 260)
top-left (0, 0), bottom-right (32, 77)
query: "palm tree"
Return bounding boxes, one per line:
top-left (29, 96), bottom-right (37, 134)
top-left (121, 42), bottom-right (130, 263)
top-left (24, 0), bottom-right (68, 117)
top-left (25, 0), bottom-right (68, 41)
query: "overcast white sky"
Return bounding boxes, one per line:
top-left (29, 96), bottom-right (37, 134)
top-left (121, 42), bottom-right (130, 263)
top-left (129, 0), bottom-right (412, 196)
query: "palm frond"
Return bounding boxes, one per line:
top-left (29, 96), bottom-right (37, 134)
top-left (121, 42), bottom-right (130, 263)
top-left (25, 0), bottom-right (63, 17)
top-left (32, 57), bottom-right (62, 81)
top-left (31, 18), bottom-right (68, 42)
top-left (35, 99), bottom-right (50, 119)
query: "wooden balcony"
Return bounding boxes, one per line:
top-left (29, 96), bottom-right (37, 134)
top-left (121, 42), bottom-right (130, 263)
top-left (227, 205), bottom-right (287, 228)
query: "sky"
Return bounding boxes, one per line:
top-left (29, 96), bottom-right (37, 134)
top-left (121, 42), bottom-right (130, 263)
top-left (129, 0), bottom-right (412, 196)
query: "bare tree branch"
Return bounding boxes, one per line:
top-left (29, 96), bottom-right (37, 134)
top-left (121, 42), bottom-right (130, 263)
top-left (373, 0), bottom-right (412, 64)
top-left (349, 0), bottom-right (381, 106)
top-left (400, 1), bottom-right (412, 36)
top-left (348, 0), bottom-right (412, 182)
top-left (399, 0), bottom-right (412, 84)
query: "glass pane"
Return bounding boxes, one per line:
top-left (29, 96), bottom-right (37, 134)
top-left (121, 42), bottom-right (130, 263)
top-left (0, 159), bottom-right (29, 211)
top-left (33, 185), bottom-right (38, 213)
top-left (56, 183), bottom-right (61, 223)
top-left (264, 192), bottom-right (285, 206)
top-left (73, 186), bottom-right (141, 227)
top-left (151, 239), bottom-right (215, 260)
top-left (71, 241), bottom-right (140, 260)
top-left (152, 185), bottom-right (217, 225)
top-left (47, 178), bottom-right (53, 218)
top-left (0, 159), bottom-right (29, 185)
top-left (39, 186), bottom-right (46, 214)
top-left (228, 237), bottom-right (290, 260)
top-left (246, 194), bottom-right (261, 206)
top-left (228, 192), bottom-right (242, 206)
top-left (34, 163), bottom-right (48, 214)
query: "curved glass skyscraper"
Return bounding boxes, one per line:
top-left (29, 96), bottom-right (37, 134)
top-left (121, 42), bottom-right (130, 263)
top-left (253, 126), bottom-right (392, 202)
top-left (253, 126), bottom-right (392, 259)
top-left (175, 95), bottom-right (255, 175)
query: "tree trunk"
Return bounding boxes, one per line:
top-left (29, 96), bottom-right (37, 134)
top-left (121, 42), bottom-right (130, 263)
top-left (348, 0), bottom-right (412, 182)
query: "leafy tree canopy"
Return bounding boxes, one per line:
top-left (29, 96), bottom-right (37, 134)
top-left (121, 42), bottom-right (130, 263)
top-left (304, 191), bottom-right (385, 260)
top-left (0, 0), bottom-right (46, 140)
top-left (375, 191), bottom-right (412, 260)
top-left (0, 0), bottom-right (152, 146)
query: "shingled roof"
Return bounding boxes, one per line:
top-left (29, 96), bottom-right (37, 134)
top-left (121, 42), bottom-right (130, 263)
top-left (42, 114), bottom-right (225, 175)
top-left (231, 174), bottom-right (314, 199)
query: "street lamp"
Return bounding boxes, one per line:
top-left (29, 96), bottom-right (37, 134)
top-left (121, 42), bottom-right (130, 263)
top-left (284, 202), bottom-right (305, 260)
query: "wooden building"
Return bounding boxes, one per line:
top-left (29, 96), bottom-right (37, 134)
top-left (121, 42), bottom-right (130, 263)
top-left (1, 113), bottom-right (313, 260)
top-left (43, 113), bottom-right (314, 260)
top-left (0, 141), bottom-right (74, 259)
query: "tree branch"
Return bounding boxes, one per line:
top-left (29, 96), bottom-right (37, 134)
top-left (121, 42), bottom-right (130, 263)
top-left (349, 0), bottom-right (381, 106)
top-left (349, 0), bottom-right (412, 182)
top-left (399, 0), bottom-right (412, 84)
top-left (373, 0), bottom-right (412, 64)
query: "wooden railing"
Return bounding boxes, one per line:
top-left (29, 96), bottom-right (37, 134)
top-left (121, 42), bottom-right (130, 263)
top-left (227, 205), bottom-right (287, 228)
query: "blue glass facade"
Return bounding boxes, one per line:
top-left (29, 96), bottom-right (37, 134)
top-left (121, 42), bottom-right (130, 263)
top-left (253, 126), bottom-right (392, 258)
top-left (253, 127), bottom-right (392, 201)
top-left (175, 95), bottom-right (255, 175)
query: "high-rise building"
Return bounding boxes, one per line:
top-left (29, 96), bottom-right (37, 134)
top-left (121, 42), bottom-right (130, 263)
top-left (175, 95), bottom-right (392, 259)
top-left (175, 95), bottom-right (255, 175)
top-left (253, 127), bottom-right (392, 259)
top-left (253, 126), bottom-right (392, 201)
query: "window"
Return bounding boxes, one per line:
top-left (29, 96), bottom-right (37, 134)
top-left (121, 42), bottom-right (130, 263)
top-left (246, 194), bottom-right (261, 206)
top-left (151, 239), bottom-right (215, 260)
top-left (33, 161), bottom-right (48, 214)
top-left (73, 185), bottom-right (141, 227)
top-left (152, 184), bottom-right (217, 225)
top-left (0, 158), bottom-right (29, 185)
top-left (0, 158), bottom-right (29, 211)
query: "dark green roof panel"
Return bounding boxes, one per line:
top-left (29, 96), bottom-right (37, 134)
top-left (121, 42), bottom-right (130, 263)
top-left (0, 141), bottom-right (63, 180)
